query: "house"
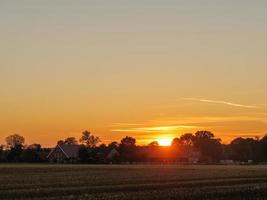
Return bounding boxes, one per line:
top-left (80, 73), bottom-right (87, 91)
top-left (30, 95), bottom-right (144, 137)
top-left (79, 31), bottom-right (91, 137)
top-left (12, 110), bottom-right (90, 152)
top-left (105, 148), bottom-right (120, 162)
top-left (97, 148), bottom-right (120, 163)
top-left (47, 144), bottom-right (81, 163)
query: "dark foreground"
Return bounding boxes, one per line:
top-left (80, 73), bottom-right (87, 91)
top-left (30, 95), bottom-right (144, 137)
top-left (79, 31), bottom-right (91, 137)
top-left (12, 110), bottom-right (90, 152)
top-left (1, 164), bottom-right (267, 200)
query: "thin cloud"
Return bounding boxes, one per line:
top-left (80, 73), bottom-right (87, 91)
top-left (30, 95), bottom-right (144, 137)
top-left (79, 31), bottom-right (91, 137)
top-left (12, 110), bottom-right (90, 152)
top-left (110, 123), bottom-right (144, 127)
top-left (184, 98), bottom-right (258, 109)
top-left (111, 125), bottom-right (198, 133)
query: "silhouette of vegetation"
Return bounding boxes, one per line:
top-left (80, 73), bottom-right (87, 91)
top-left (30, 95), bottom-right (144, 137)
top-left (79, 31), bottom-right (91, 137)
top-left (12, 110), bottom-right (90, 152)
top-left (5, 134), bottom-right (25, 148)
top-left (149, 141), bottom-right (159, 147)
top-left (119, 136), bottom-right (137, 163)
top-left (79, 130), bottom-right (101, 148)
top-left (64, 137), bottom-right (78, 145)
top-left (2, 131), bottom-right (267, 164)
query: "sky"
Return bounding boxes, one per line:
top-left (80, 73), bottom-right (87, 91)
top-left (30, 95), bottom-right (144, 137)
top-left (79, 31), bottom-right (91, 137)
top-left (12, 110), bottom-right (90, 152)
top-left (1, 0), bottom-right (267, 146)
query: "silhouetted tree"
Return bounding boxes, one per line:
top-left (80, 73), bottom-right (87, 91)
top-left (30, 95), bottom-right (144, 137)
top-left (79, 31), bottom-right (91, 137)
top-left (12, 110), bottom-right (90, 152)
top-left (230, 137), bottom-right (264, 162)
top-left (171, 138), bottom-right (180, 147)
top-left (5, 134), bottom-right (25, 148)
top-left (119, 136), bottom-right (136, 162)
top-left (79, 130), bottom-right (101, 148)
top-left (78, 145), bottom-right (90, 163)
top-left (180, 133), bottom-right (195, 146)
top-left (108, 141), bottom-right (119, 150)
top-left (120, 136), bottom-right (136, 147)
top-left (97, 144), bottom-right (107, 154)
top-left (194, 131), bottom-right (222, 162)
top-left (57, 140), bottom-right (64, 145)
top-left (64, 137), bottom-right (78, 145)
top-left (21, 144), bottom-right (42, 162)
top-left (230, 137), bottom-right (251, 161)
top-left (260, 135), bottom-right (267, 161)
top-left (5, 134), bottom-right (25, 162)
top-left (172, 134), bottom-right (195, 161)
top-left (0, 145), bottom-right (4, 162)
top-left (149, 141), bottom-right (159, 147)
top-left (28, 144), bottom-right (42, 151)
top-left (78, 145), bottom-right (98, 163)
top-left (6, 144), bottom-right (23, 162)
top-left (195, 131), bottom-right (214, 140)
top-left (247, 137), bottom-right (264, 162)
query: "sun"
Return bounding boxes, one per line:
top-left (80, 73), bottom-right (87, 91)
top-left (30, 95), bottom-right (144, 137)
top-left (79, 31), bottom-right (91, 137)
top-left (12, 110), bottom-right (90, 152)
top-left (158, 138), bottom-right (172, 146)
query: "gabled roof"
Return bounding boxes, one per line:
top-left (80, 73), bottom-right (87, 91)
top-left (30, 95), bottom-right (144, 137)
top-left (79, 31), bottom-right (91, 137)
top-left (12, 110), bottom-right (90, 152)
top-left (47, 144), bottom-right (81, 159)
top-left (59, 144), bottom-right (81, 158)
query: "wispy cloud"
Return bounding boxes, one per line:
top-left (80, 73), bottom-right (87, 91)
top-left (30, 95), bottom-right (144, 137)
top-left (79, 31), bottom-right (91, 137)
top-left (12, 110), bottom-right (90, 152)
top-left (110, 123), bottom-right (144, 127)
top-left (184, 98), bottom-right (257, 109)
top-left (111, 125), bottom-right (198, 133)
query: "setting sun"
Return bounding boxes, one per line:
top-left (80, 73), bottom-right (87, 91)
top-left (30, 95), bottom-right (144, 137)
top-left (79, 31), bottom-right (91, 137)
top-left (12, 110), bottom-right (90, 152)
top-left (158, 138), bottom-right (172, 146)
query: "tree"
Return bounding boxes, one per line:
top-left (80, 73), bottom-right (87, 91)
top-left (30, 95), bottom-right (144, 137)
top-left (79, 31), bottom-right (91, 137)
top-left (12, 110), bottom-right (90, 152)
top-left (97, 143), bottom-right (107, 154)
top-left (247, 137), bottom-right (264, 162)
top-left (79, 130), bottom-right (101, 148)
top-left (5, 134), bottom-right (25, 148)
top-left (5, 134), bottom-right (25, 162)
top-left (120, 136), bottom-right (136, 147)
top-left (6, 144), bottom-right (24, 162)
top-left (260, 135), bottom-right (267, 162)
top-left (0, 145), bottom-right (4, 162)
top-left (179, 133), bottom-right (195, 146)
top-left (230, 137), bottom-right (251, 161)
top-left (108, 141), bottom-right (119, 150)
top-left (171, 138), bottom-right (181, 147)
top-left (194, 131), bottom-right (222, 162)
top-left (195, 131), bottom-right (214, 140)
top-left (57, 140), bottom-right (64, 145)
top-left (119, 136), bottom-right (137, 162)
top-left (21, 144), bottom-right (42, 162)
top-left (64, 137), bottom-right (78, 145)
top-left (171, 134), bottom-right (195, 160)
top-left (230, 137), bottom-right (263, 162)
top-left (78, 145), bottom-right (91, 163)
top-left (28, 144), bottom-right (42, 151)
top-left (149, 141), bottom-right (159, 147)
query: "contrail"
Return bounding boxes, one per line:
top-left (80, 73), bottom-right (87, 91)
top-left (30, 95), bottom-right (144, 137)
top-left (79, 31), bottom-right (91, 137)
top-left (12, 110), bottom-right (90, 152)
top-left (184, 98), bottom-right (257, 108)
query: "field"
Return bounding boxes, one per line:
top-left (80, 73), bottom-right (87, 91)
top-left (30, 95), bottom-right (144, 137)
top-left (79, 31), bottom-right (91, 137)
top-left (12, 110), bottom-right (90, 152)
top-left (1, 165), bottom-right (267, 200)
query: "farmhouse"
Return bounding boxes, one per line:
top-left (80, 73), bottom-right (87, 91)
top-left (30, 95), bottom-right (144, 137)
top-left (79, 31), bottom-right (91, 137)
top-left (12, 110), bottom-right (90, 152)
top-left (105, 148), bottom-right (120, 162)
top-left (47, 144), bottom-right (81, 163)
top-left (97, 148), bottom-right (120, 163)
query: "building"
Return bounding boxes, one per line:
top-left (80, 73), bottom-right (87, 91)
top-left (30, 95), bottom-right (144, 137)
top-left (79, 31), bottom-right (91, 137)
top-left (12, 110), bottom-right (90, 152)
top-left (97, 148), bottom-right (120, 163)
top-left (105, 148), bottom-right (120, 162)
top-left (47, 144), bottom-right (81, 163)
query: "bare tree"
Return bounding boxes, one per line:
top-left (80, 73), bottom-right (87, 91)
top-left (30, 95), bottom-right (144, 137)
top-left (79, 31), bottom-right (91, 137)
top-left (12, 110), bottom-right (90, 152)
top-left (5, 134), bottom-right (25, 148)
top-left (79, 130), bottom-right (101, 148)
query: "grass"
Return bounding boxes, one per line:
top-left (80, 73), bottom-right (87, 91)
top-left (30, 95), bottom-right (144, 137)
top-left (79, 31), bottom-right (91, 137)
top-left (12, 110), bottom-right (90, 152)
top-left (1, 164), bottom-right (267, 199)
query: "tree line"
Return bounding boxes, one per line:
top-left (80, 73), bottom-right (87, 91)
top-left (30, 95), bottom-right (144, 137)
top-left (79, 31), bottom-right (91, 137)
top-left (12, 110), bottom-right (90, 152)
top-left (1, 130), bottom-right (267, 163)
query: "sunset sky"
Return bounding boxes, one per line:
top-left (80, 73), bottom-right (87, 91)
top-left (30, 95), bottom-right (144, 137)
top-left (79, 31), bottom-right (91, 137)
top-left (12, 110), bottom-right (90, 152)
top-left (1, 1), bottom-right (267, 146)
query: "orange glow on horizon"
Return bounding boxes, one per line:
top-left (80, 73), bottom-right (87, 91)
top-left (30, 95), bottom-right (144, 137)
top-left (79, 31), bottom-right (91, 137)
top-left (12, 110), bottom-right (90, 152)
top-left (158, 138), bottom-right (172, 146)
